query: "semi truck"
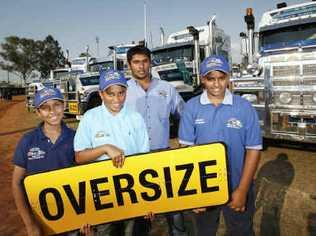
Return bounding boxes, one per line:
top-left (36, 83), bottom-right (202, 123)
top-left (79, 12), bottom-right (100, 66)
top-left (231, 2), bottom-right (316, 144)
top-left (151, 16), bottom-right (231, 101)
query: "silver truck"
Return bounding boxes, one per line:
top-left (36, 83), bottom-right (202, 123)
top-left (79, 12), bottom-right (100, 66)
top-left (231, 2), bottom-right (316, 144)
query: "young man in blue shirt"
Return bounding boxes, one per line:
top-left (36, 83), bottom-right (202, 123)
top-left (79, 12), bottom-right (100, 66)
top-left (125, 46), bottom-right (186, 236)
top-left (179, 55), bottom-right (262, 236)
top-left (74, 69), bottom-right (150, 235)
top-left (12, 87), bottom-right (75, 236)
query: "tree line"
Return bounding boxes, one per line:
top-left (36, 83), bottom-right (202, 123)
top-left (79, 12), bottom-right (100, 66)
top-left (0, 35), bottom-right (66, 84)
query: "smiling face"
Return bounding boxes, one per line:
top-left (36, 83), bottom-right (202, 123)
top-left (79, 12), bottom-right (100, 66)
top-left (99, 85), bottom-right (127, 115)
top-left (201, 70), bottom-right (229, 102)
top-left (36, 99), bottom-right (64, 126)
top-left (128, 53), bottom-right (151, 81)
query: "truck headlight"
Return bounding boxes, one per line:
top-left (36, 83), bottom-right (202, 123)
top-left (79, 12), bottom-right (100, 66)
top-left (279, 92), bottom-right (292, 104)
top-left (313, 93), bottom-right (316, 103)
top-left (242, 94), bottom-right (257, 103)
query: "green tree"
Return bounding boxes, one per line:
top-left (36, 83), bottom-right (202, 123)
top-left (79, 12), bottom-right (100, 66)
top-left (36, 35), bottom-right (66, 79)
top-left (0, 35), bottom-right (66, 83)
top-left (0, 36), bottom-right (38, 84)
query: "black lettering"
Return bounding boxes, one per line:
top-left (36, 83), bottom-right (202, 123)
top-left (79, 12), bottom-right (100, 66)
top-left (163, 167), bottom-right (174, 198)
top-left (113, 174), bottom-right (138, 206)
top-left (199, 160), bottom-right (219, 193)
top-left (90, 177), bottom-right (113, 210)
top-left (176, 163), bottom-right (197, 196)
top-left (63, 182), bottom-right (86, 214)
top-left (39, 188), bottom-right (64, 221)
top-left (139, 169), bottom-right (161, 201)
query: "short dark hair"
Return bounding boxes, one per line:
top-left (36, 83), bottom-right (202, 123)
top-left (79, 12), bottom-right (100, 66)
top-left (127, 45), bottom-right (151, 64)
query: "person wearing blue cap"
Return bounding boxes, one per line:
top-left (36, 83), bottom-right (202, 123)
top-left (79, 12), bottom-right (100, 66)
top-left (12, 87), bottom-right (76, 235)
top-left (178, 55), bottom-right (262, 236)
top-left (74, 69), bottom-right (150, 235)
top-left (126, 45), bottom-right (187, 236)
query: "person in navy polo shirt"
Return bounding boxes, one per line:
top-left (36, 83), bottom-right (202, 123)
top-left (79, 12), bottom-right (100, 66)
top-left (12, 87), bottom-right (75, 236)
top-left (179, 55), bottom-right (262, 236)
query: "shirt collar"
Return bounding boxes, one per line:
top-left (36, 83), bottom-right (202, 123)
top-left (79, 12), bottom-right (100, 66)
top-left (36, 122), bottom-right (68, 140)
top-left (101, 102), bottom-right (127, 117)
top-left (200, 89), bottom-right (233, 105)
top-left (130, 76), bottom-right (158, 91)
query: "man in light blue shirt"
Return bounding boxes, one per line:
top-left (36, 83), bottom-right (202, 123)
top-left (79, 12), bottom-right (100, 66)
top-left (125, 46), bottom-right (186, 236)
top-left (74, 69), bottom-right (149, 163)
top-left (74, 69), bottom-right (149, 235)
top-left (125, 46), bottom-right (184, 151)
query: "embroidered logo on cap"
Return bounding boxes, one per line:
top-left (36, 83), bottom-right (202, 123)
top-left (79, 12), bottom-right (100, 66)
top-left (39, 88), bottom-right (56, 98)
top-left (206, 58), bottom-right (223, 68)
top-left (105, 71), bottom-right (121, 81)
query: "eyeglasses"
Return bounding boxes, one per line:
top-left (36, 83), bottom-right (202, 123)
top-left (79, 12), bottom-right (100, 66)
top-left (39, 102), bottom-right (64, 113)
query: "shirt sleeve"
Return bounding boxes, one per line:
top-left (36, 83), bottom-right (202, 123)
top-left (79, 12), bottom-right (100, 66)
top-left (170, 85), bottom-right (185, 118)
top-left (74, 114), bottom-right (92, 152)
top-left (178, 102), bottom-right (195, 145)
top-left (135, 113), bottom-right (150, 153)
top-left (244, 102), bottom-right (263, 150)
top-left (13, 135), bottom-right (28, 169)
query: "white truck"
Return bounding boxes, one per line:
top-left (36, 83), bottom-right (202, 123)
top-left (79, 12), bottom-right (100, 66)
top-left (151, 16), bottom-right (231, 101)
top-left (231, 2), bottom-right (316, 144)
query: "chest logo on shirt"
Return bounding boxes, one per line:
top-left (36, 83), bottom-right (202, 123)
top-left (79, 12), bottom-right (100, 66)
top-left (27, 147), bottom-right (46, 160)
top-left (194, 118), bottom-right (205, 125)
top-left (226, 118), bottom-right (243, 129)
top-left (95, 131), bottom-right (110, 138)
top-left (158, 90), bottom-right (168, 98)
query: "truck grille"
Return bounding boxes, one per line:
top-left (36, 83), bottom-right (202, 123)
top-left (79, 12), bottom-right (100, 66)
top-left (272, 92), bottom-right (300, 106)
top-left (272, 80), bottom-right (300, 86)
top-left (272, 65), bottom-right (300, 77)
top-left (303, 64), bottom-right (316, 76)
top-left (303, 77), bottom-right (316, 86)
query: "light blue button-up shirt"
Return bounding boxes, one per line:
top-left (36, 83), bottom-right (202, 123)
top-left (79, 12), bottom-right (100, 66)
top-left (74, 103), bottom-right (149, 161)
top-left (126, 77), bottom-right (184, 150)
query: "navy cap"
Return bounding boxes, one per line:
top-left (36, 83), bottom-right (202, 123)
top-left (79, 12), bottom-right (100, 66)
top-left (34, 87), bottom-right (64, 108)
top-left (99, 69), bottom-right (127, 91)
top-left (200, 55), bottom-right (230, 76)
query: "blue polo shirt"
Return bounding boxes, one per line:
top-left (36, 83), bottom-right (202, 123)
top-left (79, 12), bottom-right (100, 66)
top-left (74, 103), bottom-right (149, 160)
top-left (13, 123), bottom-right (75, 174)
top-left (126, 77), bottom-right (184, 150)
top-left (179, 89), bottom-right (262, 190)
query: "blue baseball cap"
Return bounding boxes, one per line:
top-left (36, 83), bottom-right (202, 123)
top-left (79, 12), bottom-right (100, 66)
top-left (99, 69), bottom-right (127, 91)
top-left (200, 55), bottom-right (230, 76)
top-left (34, 87), bottom-right (64, 108)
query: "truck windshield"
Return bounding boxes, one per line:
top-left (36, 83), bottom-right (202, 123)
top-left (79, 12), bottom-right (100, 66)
top-left (260, 22), bottom-right (316, 51)
top-left (80, 76), bottom-right (99, 86)
top-left (53, 71), bottom-right (69, 80)
top-left (72, 58), bottom-right (86, 65)
top-left (152, 46), bottom-right (194, 64)
top-left (89, 61), bottom-right (114, 72)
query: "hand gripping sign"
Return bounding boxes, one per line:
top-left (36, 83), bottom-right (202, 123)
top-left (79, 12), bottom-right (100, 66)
top-left (23, 143), bottom-right (229, 235)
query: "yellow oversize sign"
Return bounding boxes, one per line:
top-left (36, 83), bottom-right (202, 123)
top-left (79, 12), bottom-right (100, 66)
top-left (23, 143), bottom-right (229, 235)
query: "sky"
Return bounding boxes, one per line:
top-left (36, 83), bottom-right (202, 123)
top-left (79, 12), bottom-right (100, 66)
top-left (0, 0), bottom-right (306, 82)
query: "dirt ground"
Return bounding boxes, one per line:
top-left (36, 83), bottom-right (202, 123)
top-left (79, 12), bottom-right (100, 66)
top-left (0, 96), bottom-right (315, 236)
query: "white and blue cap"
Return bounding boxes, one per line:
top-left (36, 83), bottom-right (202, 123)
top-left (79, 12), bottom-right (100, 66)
top-left (200, 55), bottom-right (230, 76)
top-left (99, 69), bottom-right (127, 91)
top-left (34, 87), bottom-right (64, 108)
